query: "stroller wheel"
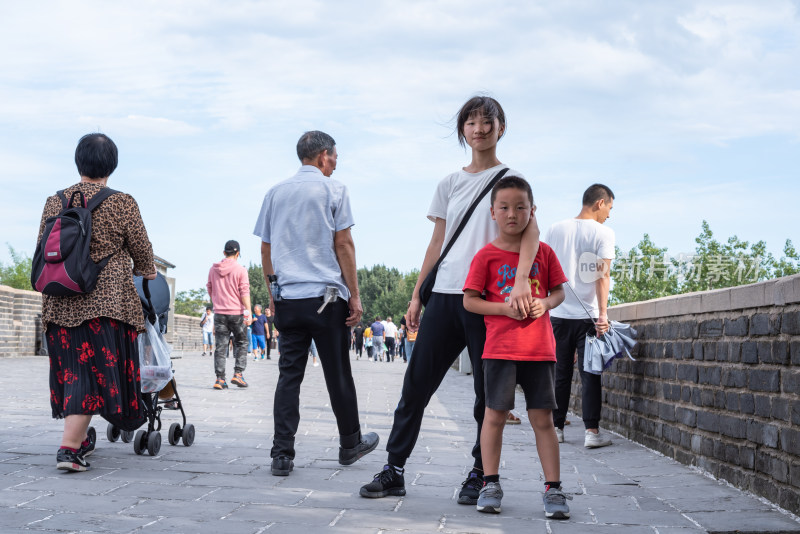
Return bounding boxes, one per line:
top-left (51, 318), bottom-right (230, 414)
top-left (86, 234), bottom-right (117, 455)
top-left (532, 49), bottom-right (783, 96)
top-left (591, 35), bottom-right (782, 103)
top-left (121, 430), bottom-right (135, 443)
top-left (106, 424), bottom-right (120, 443)
top-left (133, 430), bottom-right (147, 455)
top-left (168, 423), bottom-right (181, 446)
top-left (182, 424), bottom-right (195, 447)
top-left (147, 432), bottom-right (162, 456)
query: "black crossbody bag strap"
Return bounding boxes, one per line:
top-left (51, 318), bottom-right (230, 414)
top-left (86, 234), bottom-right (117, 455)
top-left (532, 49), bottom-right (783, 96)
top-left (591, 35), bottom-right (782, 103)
top-left (432, 167), bottom-right (510, 270)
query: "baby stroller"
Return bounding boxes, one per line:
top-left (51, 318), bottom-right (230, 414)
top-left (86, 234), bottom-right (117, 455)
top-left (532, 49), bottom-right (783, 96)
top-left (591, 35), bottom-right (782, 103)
top-left (104, 273), bottom-right (196, 456)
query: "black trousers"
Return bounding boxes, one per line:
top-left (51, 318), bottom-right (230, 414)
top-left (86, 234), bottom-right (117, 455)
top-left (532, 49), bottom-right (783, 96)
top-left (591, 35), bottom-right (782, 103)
top-left (271, 297), bottom-right (362, 458)
top-left (551, 317), bottom-right (602, 430)
top-left (386, 293), bottom-right (486, 469)
top-left (385, 337), bottom-right (396, 362)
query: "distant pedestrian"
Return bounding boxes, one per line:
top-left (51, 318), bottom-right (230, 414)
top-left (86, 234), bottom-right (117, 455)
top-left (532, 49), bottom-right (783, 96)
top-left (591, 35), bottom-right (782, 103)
top-left (207, 240), bottom-right (252, 389)
top-left (401, 311), bottom-right (417, 363)
top-left (383, 317), bottom-right (398, 362)
top-left (369, 316), bottom-right (385, 362)
top-left (397, 325), bottom-right (406, 362)
top-left (353, 323), bottom-right (365, 359)
top-left (264, 308), bottom-right (275, 359)
top-left (251, 305), bottom-right (268, 360)
top-left (546, 184), bottom-right (616, 449)
top-left (201, 307), bottom-right (214, 356)
top-left (253, 130), bottom-right (378, 476)
top-left (463, 175), bottom-right (570, 519)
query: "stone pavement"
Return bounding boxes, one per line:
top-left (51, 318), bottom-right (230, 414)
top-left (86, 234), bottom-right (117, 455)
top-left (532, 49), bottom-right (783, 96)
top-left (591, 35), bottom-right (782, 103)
top-left (2, 351), bottom-right (799, 534)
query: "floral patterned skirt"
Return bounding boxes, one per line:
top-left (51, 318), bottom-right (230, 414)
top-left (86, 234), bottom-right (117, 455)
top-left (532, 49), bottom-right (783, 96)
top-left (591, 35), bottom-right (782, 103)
top-left (46, 317), bottom-right (144, 428)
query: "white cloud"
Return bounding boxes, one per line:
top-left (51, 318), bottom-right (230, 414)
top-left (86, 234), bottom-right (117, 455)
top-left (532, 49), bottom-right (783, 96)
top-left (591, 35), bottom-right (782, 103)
top-left (1, 1), bottom-right (799, 289)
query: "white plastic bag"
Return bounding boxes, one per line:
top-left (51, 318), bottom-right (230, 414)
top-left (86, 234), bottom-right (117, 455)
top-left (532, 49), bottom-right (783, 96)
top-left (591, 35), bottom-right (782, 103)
top-left (138, 317), bottom-right (173, 393)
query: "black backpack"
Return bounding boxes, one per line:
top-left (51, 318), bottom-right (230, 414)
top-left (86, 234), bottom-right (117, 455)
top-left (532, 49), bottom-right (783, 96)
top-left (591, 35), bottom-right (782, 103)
top-left (31, 188), bottom-right (120, 296)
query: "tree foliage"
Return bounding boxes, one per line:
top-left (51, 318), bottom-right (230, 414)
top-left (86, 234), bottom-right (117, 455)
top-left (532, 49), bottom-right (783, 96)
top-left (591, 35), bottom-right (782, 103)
top-left (248, 263), bottom-right (269, 309)
top-left (0, 245), bottom-right (33, 291)
top-left (610, 234), bottom-right (678, 305)
top-left (174, 288), bottom-right (210, 317)
top-left (357, 265), bottom-right (418, 325)
top-left (611, 221), bottom-right (800, 305)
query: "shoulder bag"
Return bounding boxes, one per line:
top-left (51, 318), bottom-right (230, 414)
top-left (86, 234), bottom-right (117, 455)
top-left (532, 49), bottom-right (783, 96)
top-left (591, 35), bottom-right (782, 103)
top-left (418, 167), bottom-right (509, 305)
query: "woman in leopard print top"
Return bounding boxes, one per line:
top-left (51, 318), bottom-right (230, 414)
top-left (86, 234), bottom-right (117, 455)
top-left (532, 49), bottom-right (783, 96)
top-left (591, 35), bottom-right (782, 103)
top-left (37, 133), bottom-right (156, 472)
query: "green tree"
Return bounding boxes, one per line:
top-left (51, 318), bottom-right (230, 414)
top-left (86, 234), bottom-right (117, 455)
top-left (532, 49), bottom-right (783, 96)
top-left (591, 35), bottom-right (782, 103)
top-left (611, 221), bottom-right (797, 305)
top-left (773, 239), bottom-right (800, 278)
top-left (0, 245), bottom-right (33, 291)
top-left (681, 220), bottom-right (775, 293)
top-left (611, 234), bottom-right (678, 305)
top-left (248, 263), bottom-right (269, 309)
top-left (358, 265), bottom-right (418, 325)
top-left (174, 288), bottom-right (210, 317)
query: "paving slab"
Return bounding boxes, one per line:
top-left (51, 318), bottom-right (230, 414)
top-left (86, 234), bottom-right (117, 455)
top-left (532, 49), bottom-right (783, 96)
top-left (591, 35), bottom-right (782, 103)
top-left (1, 352), bottom-right (799, 533)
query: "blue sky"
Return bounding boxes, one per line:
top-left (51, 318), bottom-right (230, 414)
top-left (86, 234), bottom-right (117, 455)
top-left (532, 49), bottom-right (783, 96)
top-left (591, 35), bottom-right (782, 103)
top-left (2, 1), bottom-right (799, 293)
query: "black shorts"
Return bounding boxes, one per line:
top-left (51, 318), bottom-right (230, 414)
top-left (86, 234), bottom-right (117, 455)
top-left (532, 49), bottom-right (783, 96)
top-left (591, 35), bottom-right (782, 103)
top-left (483, 359), bottom-right (557, 411)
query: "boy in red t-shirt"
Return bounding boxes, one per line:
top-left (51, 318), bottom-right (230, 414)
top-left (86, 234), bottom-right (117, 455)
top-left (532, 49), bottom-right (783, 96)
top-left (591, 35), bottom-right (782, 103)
top-left (463, 176), bottom-right (571, 519)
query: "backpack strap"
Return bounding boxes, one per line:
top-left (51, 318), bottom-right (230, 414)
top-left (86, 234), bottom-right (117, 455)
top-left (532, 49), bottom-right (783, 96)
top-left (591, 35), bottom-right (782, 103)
top-left (56, 188), bottom-right (120, 210)
top-left (85, 188), bottom-right (121, 211)
top-left (57, 189), bottom-right (88, 209)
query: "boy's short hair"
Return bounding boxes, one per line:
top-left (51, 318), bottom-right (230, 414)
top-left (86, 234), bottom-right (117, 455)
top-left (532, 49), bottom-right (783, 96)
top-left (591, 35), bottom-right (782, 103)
top-left (491, 175), bottom-right (534, 206)
top-left (582, 184), bottom-right (614, 206)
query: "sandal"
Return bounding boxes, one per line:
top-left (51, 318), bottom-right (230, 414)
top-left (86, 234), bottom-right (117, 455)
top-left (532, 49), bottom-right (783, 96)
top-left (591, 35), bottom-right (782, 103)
top-left (506, 412), bottom-right (521, 425)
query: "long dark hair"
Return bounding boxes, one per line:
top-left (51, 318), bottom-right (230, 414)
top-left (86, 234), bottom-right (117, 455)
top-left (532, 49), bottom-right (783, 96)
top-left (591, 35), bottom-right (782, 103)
top-left (456, 96), bottom-right (506, 148)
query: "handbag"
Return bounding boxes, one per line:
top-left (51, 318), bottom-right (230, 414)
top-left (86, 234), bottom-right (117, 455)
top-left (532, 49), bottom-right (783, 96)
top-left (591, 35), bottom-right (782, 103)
top-left (418, 167), bottom-right (510, 305)
top-left (563, 283), bottom-right (637, 375)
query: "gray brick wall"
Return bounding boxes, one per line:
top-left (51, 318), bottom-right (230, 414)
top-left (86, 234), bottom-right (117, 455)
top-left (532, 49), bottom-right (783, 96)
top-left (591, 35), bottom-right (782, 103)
top-left (567, 273), bottom-right (800, 514)
top-left (169, 314), bottom-right (205, 353)
top-left (0, 285), bottom-right (200, 356)
top-left (0, 285), bottom-right (43, 357)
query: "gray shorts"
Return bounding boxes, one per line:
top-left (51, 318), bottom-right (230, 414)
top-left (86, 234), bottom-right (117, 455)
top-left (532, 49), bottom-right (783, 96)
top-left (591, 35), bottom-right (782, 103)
top-left (483, 359), bottom-right (557, 411)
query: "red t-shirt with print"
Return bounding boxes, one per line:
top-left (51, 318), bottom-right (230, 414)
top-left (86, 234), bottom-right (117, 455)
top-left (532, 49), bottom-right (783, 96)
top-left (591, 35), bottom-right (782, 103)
top-left (463, 242), bottom-right (568, 361)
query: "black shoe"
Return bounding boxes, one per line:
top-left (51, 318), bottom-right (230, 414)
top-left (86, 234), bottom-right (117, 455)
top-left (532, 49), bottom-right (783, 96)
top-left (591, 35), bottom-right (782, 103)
top-left (458, 471), bottom-right (484, 505)
top-left (78, 427), bottom-right (96, 458)
top-left (339, 432), bottom-right (380, 466)
top-left (359, 465), bottom-right (406, 498)
top-left (57, 448), bottom-right (90, 472)
top-left (271, 456), bottom-right (293, 476)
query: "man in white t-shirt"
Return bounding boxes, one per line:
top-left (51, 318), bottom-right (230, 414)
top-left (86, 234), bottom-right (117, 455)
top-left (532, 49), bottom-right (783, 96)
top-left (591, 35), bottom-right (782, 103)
top-left (544, 184), bottom-right (615, 449)
top-left (200, 307), bottom-right (214, 356)
top-left (383, 317), bottom-right (398, 362)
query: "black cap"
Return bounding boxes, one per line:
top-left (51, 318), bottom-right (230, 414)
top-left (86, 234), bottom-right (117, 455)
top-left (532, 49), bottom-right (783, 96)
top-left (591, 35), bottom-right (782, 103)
top-left (224, 240), bottom-right (240, 255)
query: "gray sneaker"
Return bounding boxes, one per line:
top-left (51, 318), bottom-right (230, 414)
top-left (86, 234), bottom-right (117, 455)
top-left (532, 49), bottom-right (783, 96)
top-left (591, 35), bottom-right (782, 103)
top-left (476, 481), bottom-right (503, 514)
top-left (543, 486), bottom-right (572, 519)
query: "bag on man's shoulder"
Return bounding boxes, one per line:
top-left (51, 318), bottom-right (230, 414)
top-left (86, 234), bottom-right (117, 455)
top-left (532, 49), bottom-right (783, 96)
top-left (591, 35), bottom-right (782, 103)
top-left (31, 188), bottom-right (120, 296)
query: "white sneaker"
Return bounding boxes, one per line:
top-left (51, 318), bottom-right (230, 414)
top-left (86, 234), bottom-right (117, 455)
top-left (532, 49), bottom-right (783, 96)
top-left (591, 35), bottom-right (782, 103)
top-left (584, 430), bottom-right (612, 448)
top-left (313, 361), bottom-right (319, 367)
top-left (556, 428), bottom-right (564, 443)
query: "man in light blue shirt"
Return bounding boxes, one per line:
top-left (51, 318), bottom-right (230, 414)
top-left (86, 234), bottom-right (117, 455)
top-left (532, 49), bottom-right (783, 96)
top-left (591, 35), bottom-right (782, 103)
top-left (253, 130), bottom-right (378, 476)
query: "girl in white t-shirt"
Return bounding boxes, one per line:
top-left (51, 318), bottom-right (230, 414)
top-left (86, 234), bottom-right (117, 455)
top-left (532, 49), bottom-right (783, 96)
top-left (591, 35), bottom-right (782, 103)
top-left (359, 96), bottom-right (540, 503)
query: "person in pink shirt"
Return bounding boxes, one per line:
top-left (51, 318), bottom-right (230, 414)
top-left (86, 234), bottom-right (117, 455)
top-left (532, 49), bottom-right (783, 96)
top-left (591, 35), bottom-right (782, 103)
top-left (207, 240), bottom-right (252, 389)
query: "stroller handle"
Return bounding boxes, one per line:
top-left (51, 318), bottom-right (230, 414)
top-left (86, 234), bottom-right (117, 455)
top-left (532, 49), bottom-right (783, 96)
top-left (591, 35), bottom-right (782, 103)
top-left (142, 277), bottom-right (157, 324)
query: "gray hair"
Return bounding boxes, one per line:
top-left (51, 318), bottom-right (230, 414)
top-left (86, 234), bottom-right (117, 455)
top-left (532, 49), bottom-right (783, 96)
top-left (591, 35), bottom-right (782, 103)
top-left (296, 130), bottom-right (335, 161)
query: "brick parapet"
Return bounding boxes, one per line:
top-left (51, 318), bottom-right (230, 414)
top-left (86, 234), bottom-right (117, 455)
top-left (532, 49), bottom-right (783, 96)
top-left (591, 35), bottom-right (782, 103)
top-left (0, 285), bottom-right (43, 357)
top-left (571, 273), bottom-right (800, 513)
